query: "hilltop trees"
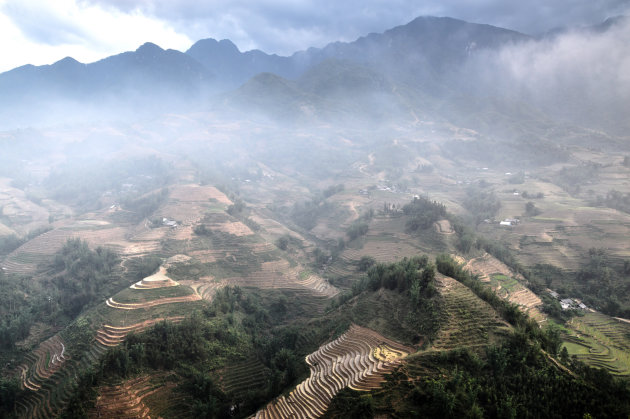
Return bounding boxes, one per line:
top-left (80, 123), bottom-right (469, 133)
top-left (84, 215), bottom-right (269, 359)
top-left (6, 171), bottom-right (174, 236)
top-left (51, 239), bottom-right (121, 318)
top-left (402, 196), bottom-right (447, 232)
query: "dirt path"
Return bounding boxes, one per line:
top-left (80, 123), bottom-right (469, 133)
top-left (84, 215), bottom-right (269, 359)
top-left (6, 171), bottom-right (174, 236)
top-left (106, 294), bottom-right (201, 310)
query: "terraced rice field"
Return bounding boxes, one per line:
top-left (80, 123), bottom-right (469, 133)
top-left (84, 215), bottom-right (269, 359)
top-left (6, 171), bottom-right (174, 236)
top-left (15, 329), bottom-right (116, 418)
top-left (106, 293), bottom-right (201, 310)
top-left (432, 275), bottom-right (511, 350)
top-left (69, 226), bottom-right (128, 248)
top-left (158, 185), bottom-right (228, 228)
top-left (464, 253), bottom-right (522, 281)
top-left (325, 260), bottom-right (356, 282)
top-left (563, 313), bottom-right (630, 376)
top-left (434, 219), bottom-right (454, 234)
top-left (255, 324), bottom-right (413, 419)
top-left (342, 235), bottom-right (423, 264)
top-left (213, 221), bottom-right (254, 236)
top-left (169, 184), bottom-right (232, 205)
top-left (90, 375), bottom-right (163, 418)
top-left (219, 357), bottom-right (268, 397)
top-left (130, 266), bottom-right (179, 289)
top-left (17, 335), bottom-right (67, 392)
top-left (193, 279), bottom-right (228, 301)
top-left (230, 261), bottom-right (340, 298)
top-left (464, 254), bottom-right (545, 323)
top-left (95, 317), bottom-right (185, 347)
top-left (139, 380), bottom-right (191, 419)
top-left (296, 272), bottom-right (339, 297)
top-left (1, 229), bottom-right (74, 274)
top-left (15, 314), bottom-right (189, 419)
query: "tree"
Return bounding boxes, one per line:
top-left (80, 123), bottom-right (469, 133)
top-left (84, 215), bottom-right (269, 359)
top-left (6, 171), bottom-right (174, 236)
top-left (276, 235), bottom-right (289, 250)
top-left (357, 256), bottom-right (376, 272)
top-left (525, 201), bottom-right (541, 216)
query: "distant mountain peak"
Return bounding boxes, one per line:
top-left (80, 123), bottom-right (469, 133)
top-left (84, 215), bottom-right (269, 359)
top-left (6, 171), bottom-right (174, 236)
top-left (187, 38), bottom-right (240, 55)
top-left (55, 56), bottom-right (81, 65)
top-left (136, 42), bottom-right (164, 55)
top-left (53, 56), bottom-right (84, 69)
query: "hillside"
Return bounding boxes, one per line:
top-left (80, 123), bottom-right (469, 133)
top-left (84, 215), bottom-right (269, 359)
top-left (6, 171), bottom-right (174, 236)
top-left (1, 15), bottom-right (627, 135)
top-left (1, 12), bottom-right (629, 419)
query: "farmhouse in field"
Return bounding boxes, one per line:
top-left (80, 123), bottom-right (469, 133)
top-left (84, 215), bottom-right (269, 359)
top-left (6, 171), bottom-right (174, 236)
top-left (162, 217), bottom-right (178, 227)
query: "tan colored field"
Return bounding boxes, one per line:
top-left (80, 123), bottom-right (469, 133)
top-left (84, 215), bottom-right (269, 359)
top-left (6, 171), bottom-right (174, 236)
top-left (167, 224), bottom-right (195, 240)
top-left (157, 201), bottom-right (208, 225)
top-left (17, 335), bottom-right (67, 392)
top-left (106, 294), bottom-right (201, 310)
top-left (211, 221), bottom-right (254, 236)
top-left (169, 184), bottom-right (232, 205)
top-left (91, 375), bottom-right (155, 418)
top-left (188, 249), bottom-right (218, 263)
top-left (434, 219), bottom-right (454, 234)
top-left (130, 266), bottom-right (178, 289)
top-left (0, 181), bottom-right (51, 234)
top-left (255, 324), bottom-right (412, 419)
top-left (464, 253), bottom-right (522, 281)
top-left (95, 317), bottom-right (185, 347)
top-left (463, 254), bottom-right (545, 322)
top-left (433, 275), bottom-right (510, 350)
top-left (70, 226), bottom-right (129, 247)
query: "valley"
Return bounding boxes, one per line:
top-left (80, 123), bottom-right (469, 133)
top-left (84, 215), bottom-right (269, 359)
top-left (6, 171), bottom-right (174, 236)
top-left (0, 13), bottom-right (629, 419)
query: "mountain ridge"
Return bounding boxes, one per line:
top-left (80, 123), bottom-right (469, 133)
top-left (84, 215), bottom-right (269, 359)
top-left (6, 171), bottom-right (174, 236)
top-left (0, 15), bottom-right (626, 133)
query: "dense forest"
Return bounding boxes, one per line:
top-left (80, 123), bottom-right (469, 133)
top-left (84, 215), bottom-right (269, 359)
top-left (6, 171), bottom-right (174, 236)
top-left (0, 239), bottom-right (122, 351)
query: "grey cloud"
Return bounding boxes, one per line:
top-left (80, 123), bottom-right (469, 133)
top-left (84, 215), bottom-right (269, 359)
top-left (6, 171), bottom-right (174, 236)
top-left (461, 17), bottom-right (630, 133)
top-left (2, 2), bottom-right (92, 46)
top-left (82, 0), bottom-right (629, 55)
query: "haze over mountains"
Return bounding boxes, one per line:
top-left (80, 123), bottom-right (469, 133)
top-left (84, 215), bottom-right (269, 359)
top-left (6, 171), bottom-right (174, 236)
top-left (0, 15), bottom-right (628, 134)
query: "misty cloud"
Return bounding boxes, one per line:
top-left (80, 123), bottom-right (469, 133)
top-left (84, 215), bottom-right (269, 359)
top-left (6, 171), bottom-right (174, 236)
top-left (463, 17), bottom-right (630, 133)
top-left (1, 0), bottom-right (628, 73)
top-left (83, 0), bottom-right (630, 56)
top-left (1, 1), bottom-right (91, 45)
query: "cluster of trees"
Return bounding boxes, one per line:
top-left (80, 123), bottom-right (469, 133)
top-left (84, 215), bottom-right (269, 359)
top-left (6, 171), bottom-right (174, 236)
top-left (574, 248), bottom-right (630, 316)
top-left (0, 272), bottom-right (35, 349)
top-left (339, 256), bottom-right (441, 338)
top-left (435, 254), bottom-right (560, 352)
top-left (346, 209), bottom-right (374, 241)
top-left (0, 376), bottom-right (20, 417)
top-left (524, 201), bottom-right (541, 216)
top-left (0, 239), bottom-right (122, 350)
top-left (51, 239), bottom-right (121, 319)
top-left (290, 199), bottom-right (334, 230)
top-left (507, 171), bottom-right (525, 184)
top-left (327, 332), bottom-right (630, 418)
top-left (0, 226), bottom-right (52, 256)
top-left (520, 190), bottom-right (544, 199)
top-left (357, 256), bottom-right (376, 272)
top-left (226, 198), bottom-right (246, 216)
top-left (346, 222), bottom-right (368, 240)
top-left (402, 196), bottom-right (447, 232)
top-left (43, 156), bottom-right (172, 211)
top-left (555, 163), bottom-right (600, 195)
top-left (64, 286), bottom-right (312, 418)
top-left (121, 188), bottom-right (169, 222)
top-left (593, 189), bottom-right (630, 214)
top-left (288, 186), bottom-right (349, 231)
top-left (462, 187), bottom-right (501, 225)
top-left (532, 249), bottom-right (630, 317)
top-left (322, 184), bottom-right (345, 198)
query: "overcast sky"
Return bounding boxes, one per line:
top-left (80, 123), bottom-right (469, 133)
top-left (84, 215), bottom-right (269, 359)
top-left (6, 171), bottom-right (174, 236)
top-left (0, 0), bottom-right (628, 73)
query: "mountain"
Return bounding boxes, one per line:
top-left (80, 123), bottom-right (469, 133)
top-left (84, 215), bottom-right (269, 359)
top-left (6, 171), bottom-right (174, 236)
top-left (186, 38), bottom-right (295, 88)
top-left (0, 15), bottom-right (625, 135)
top-left (0, 42), bottom-right (215, 128)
